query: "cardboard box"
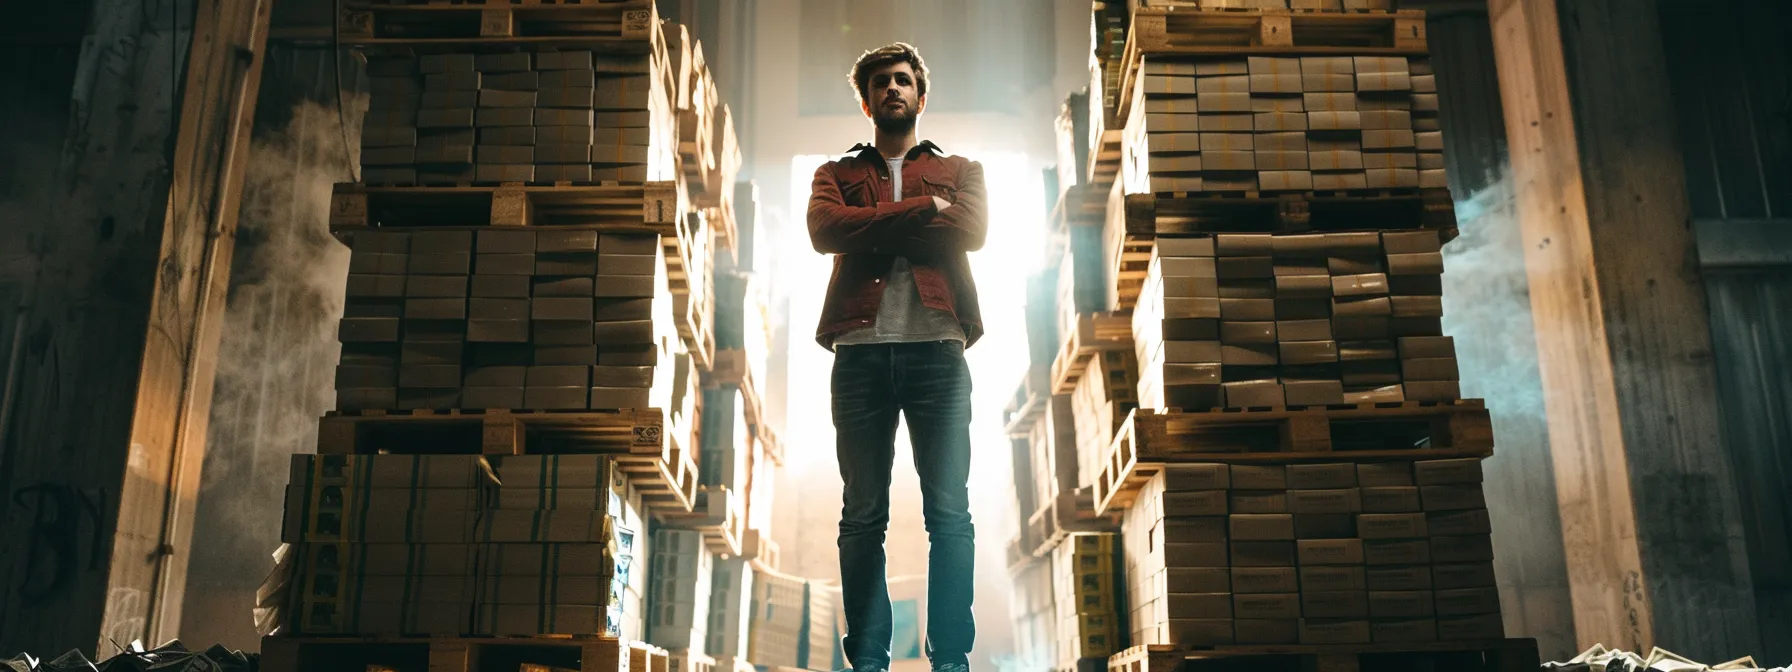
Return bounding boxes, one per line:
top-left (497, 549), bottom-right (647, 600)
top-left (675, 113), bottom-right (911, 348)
top-left (1427, 509), bottom-right (1493, 537)
top-left (1299, 619), bottom-right (1370, 644)
top-left (1198, 113), bottom-right (1255, 132)
top-left (1367, 590), bottom-right (1435, 618)
top-left (1363, 151), bottom-right (1419, 169)
top-left (1163, 517), bottom-right (1229, 543)
top-left (1162, 463), bottom-right (1229, 490)
top-left (1414, 458), bottom-right (1483, 485)
top-left (1358, 513), bottom-right (1427, 539)
top-left (1283, 380), bottom-right (1344, 406)
top-left (1312, 171), bottom-right (1368, 190)
top-left (1231, 514), bottom-right (1295, 541)
top-left (1229, 465), bottom-right (1286, 490)
top-left (1302, 591), bottom-right (1369, 619)
top-left (1276, 319), bottom-right (1332, 342)
top-left (1157, 541), bottom-right (1228, 570)
top-left (1259, 170), bottom-right (1313, 191)
top-left (471, 275), bottom-right (531, 298)
top-left (1420, 484), bottom-right (1485, 511)
top-left (1289, 489), bottom-right (1361, 514)
top-left (1357, 463), bottom-right (1415, 487)
top-left (1231, 567), bottom-right (1299, 594)
top-left (1233, 593), bottom-right (1300, 620)
top-left (1293, 513), bottom-right (1356, 539)
top-left (1301, 56), bottom-right (1355, 92)
top-left (1300, 566), bottom-right (1367, 593)
top-left (1223, 380), bottom-right (1283, 407)
top-left (1366, 565), bottom-right (1433, 591)
top-left (1230, 491), bottom-right (1288, 514)
top-left (1165, 490), bottom-right (1228, 517)
top-left (1219, 298), bottom-right (1276, 321)
top-left (1360, 487), bottom-right (1421, 513)
top-left (1364, 539), bottom-right (1432, 566)
top-left (1361, 109), bottom-right (1413, 131)
top-left (1366, 168), bottom-right (1420, 188)
top-left (1166, 619), bottom-right (1234, 645)
top-left (1166, 567), bottom-right (1230, 594)
top-left (1234, 618), bottom-right (1298, 645)
top-left (1230, 541), bottom-right (1295, 567)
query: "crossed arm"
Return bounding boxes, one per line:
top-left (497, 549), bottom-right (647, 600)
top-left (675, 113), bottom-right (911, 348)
top-left (807, 160), bottom-right (988, 259)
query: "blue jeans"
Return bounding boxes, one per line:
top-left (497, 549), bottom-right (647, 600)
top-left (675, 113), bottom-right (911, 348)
top-left (831, 340), bottom-right (976, 670)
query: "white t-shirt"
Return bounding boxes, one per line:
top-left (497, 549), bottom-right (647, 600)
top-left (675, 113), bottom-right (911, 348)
top-left (831, 156), bottom-right (968, 346)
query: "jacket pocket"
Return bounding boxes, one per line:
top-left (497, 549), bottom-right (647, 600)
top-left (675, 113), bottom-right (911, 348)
top-left (838, 175), bottom-right (877, 205)
top-left (920, 175), bottom-right (959, 200)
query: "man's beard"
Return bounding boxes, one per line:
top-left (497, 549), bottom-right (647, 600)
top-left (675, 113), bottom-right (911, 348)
top-left (873, 104), bottom-right (918, 134)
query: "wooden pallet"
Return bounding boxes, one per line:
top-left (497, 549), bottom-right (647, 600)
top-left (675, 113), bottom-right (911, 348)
top-left (742, 526), bottom-right (780, 570)
top-left (661, 204), bottom-right (713, 374)
top-left (1094, 400), bottom-right (1493, 515)
top-left (1141, 189), bottom-right (1459, 234)
top-left (339, 0), bottom-right (655, 47)
top-left (330, 182), bottom-right (680, 232)
top-left (1128, 7), bottom-right (1427, 53)
top-left (628, 641), bottom-right (671, 672)
top-left (657, 484), bottom-right (744, 557)
top-left (317, 407), bottom-right (699, 514)
top-left (1026, 487), bottom-right (1123, 558)
top-left (703, 349), bottom-right (763, 435)
top-left (667, 648), bottom-right (716, 672)
top-left (261, 634), bottom-right (627, 672)
top-left (1107, 190), bottom-right (1457, 311)
top-left (1088, 128), bottom-right (1125, 191)
top-left (1052, 312), bottom-right (1135, 395)
top-left (1176, 639), bottom-right (1538, 672)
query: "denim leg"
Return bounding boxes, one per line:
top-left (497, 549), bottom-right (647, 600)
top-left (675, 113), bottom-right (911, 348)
top-left (832, 345), bottom-right (901, 670)
top-left (896, 341), bottom-right (976, 666)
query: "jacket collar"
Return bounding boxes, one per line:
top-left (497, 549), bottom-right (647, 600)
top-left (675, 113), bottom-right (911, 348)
top-left (845, 139), bottom-right (944, 162)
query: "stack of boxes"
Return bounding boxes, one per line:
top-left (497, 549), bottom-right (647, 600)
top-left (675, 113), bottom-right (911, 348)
top-left (479, 455), bottom-right (628, 636)
top-left (1123, 56), bottom-right (1442, 195)
top-left (802, 583), bottom-right (841, 671)
top-left (707, 556), bottom-right (755, 662)
top-left (1117, 459), bottom-right (1498, 645)
top-left (649, 529), bottom-right (713, 651)
top-left (1131, 230), bottom-right (1458, 409)
top-left (337, 229), bottom-right (686, 411)
top-left (746, 569), bottom-right (807, 668)
top-left (283, 454), bottom-right (627, 636)
top-left (1053, 534), bottom-right (1122, 667)
top-left (283, 455), bottom-right (492, 635)
top-left (360, 50), bottom-right (661, 186)
top-left (1010, 555), bottom-right (1059, 670)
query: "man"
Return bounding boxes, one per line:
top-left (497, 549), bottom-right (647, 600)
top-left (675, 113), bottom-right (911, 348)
top-left (807, 43), bottom-right (987, 672)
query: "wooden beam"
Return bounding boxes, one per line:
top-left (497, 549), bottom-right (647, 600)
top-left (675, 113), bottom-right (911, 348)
top-left (1487, 0), bottom-right (1760, 658)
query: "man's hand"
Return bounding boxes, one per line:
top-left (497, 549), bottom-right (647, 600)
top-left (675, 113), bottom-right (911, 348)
top-left (932, 195), bottom-right (952, 211)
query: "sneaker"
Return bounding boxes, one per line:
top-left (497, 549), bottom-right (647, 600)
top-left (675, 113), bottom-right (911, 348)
top-left (933, 663), bottom-right (970, 672)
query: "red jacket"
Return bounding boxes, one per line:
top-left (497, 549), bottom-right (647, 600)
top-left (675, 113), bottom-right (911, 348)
top-left (808, 141), bottom-right (988, 350)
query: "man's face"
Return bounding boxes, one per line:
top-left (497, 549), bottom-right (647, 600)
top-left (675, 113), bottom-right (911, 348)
top-left (862, 62), bottom-right (924, 133)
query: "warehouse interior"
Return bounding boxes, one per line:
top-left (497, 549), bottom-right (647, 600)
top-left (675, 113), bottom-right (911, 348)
top-left (0, 0), bottom-right (1788, 670)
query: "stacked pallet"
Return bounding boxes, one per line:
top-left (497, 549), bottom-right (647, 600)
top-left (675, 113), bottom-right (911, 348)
top-left (1052, 534), bottom-right (1124, 667)
top-left (746, 569), bottom-right (806, 668)
top-left (264, 8), bottom-right (782, 670)
top-left (1008, 554), bottom-right (1059, 671)
top-left (649, 529), bottom-right (714, 651)
top-left (360, 49), bottom-right (671, 186)
top-left (1130, 229), bottom-right (1454, 409)
top-left (1004, 1), bottom-right (1535, 668)
top-left (1118, 458), bottom-right (1496, 645)
top-left (337, 229), bottom-right (685, 411)
top-left (1121, 55), bottom-right (1442, 195)
top-left (281, 454), bottom-right (629, 636)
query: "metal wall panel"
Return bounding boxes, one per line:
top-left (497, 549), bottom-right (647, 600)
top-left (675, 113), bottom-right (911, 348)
top-left (1661, 0), bottom-right (1792, 659)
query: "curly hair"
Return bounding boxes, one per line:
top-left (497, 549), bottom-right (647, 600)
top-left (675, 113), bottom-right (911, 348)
top-left (848, 42), bottom-right (930, 105)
